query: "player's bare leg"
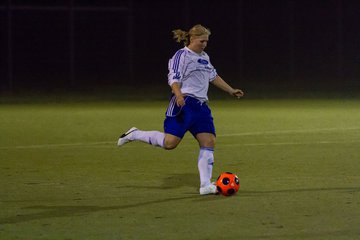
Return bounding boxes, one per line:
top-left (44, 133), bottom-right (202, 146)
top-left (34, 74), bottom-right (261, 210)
top-left (163, 134), bottom-right (181, 150)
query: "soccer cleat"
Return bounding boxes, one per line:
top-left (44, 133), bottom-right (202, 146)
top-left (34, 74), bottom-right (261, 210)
top-left (199, 183), bottom-right (218, 195)
top-left (117, 127), bottom-right (138, 146)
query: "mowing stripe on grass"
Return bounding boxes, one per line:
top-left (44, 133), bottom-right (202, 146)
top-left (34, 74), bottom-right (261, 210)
top-left (1, 127), bottom-right (359, 150)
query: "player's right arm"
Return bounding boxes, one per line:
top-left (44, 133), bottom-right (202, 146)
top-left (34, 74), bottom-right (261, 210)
top-left (168, 49), bottom-right (186, 107)
top-left (170, 82), bottom-right (185, 107)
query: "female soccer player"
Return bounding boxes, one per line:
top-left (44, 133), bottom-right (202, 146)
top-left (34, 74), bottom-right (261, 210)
top-left (118, 24), bottom-right (244, 195)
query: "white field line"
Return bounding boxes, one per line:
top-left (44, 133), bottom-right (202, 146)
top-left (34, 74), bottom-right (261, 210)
top-left (0, 141), bottom-right (115, 150)
top-left (224, 140), bottom-right (360, 147)
top-left (217, 126), bottom-right (360, 137)
top-left (1, 127), bottom-right (360, 150)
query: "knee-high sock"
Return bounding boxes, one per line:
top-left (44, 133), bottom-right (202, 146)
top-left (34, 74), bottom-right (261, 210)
top-left (130, 130), bottom-right (165, 148)
top-left (198, 147), bottom-right (214, 187)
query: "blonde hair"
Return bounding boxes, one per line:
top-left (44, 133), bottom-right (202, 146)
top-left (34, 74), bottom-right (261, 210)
top-left (172, 24), bottom-right (211, 46)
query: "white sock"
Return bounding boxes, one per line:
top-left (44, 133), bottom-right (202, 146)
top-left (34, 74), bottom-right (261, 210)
top-left (130, 130), bottom-right (165, 148)
top-left (198, 147), bottom-right (214, 188)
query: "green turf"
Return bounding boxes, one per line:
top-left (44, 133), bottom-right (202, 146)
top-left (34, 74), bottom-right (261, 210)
top-left (1, 99), bottom-right (360, 239)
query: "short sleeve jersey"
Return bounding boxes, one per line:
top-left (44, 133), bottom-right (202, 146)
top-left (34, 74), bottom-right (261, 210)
top-left (167, 47), bottom-right (217, 102)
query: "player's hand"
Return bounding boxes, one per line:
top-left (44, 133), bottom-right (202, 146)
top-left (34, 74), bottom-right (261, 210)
top-left (231, 89), bottom-right (244, 99)
top-left (176, 95), bottom-right (186, 107)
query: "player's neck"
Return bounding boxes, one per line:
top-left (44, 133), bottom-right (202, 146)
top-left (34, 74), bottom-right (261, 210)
top-left (187, 46), bottom-right (203, 55)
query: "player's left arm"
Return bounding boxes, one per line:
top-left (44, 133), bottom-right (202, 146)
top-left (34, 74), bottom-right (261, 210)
top-left (211, 75), bottom-right (244, 99)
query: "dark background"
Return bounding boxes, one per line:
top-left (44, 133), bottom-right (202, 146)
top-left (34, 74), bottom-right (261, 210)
top-left (1, 0), bottom-right (360, 96)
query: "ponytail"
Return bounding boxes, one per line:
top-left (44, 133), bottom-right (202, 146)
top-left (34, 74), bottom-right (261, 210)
top-left (172, 24), bottom-right (211, 46)
top-left (172, 29), bottom-right (189, 46)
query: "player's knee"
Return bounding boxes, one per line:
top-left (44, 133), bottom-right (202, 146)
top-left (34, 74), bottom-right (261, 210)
top-left (163, 139), bottom-right (179, 150)
top-left (200, 137), bottom-right (216, 148)
top-left (163, 134), bottom-right (181, 150)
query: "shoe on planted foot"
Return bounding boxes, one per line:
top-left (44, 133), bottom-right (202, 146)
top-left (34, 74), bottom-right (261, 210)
top-left (199, 183), bottom-right (218, 195)
top-left (117, 127), bottom-right (138, 146)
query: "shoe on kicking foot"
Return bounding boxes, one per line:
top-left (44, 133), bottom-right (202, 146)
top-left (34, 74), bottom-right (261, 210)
top-left (199, 183), bottom-right (218, 195)
top-left (117, 127), bottom-right (138, 146)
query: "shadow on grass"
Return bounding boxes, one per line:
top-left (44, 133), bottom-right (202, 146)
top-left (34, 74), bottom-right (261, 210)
top-left (0, 173), bottom-right (214, 225)
top-left (0, 195), bottom-right (198, 225)
top-left (2, 173), bottom-right (359, 225)
top-left (239, 186), bottom-right (360, 196)
top-left (116, 173), bottom-right (199, 190)
top-left (241, 228), bottom-right (360, 240)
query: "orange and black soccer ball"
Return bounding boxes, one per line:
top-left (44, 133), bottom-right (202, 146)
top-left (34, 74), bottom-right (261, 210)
top-left (216, 172), bottom-right (240, 196)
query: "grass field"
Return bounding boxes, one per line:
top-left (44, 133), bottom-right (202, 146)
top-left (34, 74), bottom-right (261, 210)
top-left (1, 98), bottom-right (360, 239)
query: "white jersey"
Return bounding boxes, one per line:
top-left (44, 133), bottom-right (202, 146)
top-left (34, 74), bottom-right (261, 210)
top-left (168, 47), bottom-right (217, 102)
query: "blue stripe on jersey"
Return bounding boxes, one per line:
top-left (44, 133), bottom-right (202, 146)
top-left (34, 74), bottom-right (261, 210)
top-left (172, 50), bottom-right (184, 71)
top-left (172, 50), bottom-right (185, 77)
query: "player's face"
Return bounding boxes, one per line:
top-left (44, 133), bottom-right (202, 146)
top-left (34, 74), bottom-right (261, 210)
top-left (189, 34), bottom-right (209, 53)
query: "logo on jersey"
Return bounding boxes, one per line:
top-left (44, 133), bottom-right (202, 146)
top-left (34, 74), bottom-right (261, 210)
top-left (197, 59), bottom-right (209, 65)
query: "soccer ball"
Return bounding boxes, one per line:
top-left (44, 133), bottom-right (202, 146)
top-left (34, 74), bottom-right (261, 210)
top-left (216, 172), bottom-right (240, 196)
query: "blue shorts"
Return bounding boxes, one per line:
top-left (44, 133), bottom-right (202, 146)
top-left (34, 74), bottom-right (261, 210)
top-left (164, 95), bottom-right (216, 139)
